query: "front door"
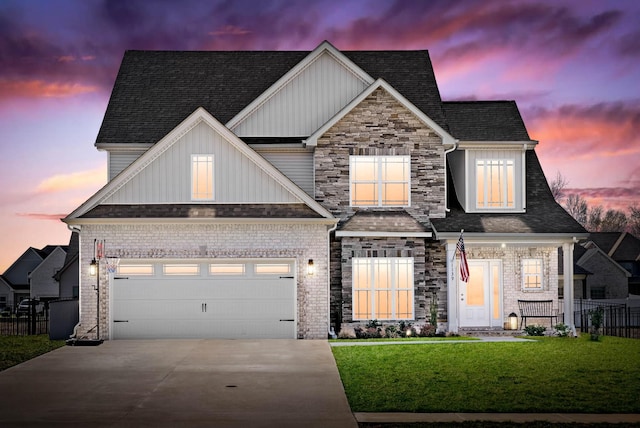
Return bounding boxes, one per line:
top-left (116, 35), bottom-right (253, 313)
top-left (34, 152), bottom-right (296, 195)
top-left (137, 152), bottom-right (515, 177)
top-left (459, 260), bottom-right (502, 328)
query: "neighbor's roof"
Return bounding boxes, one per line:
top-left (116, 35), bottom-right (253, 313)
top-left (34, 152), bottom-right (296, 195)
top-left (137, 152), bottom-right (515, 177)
top-left (96, 49), bottom-right (447, 146)
top-left (432, 150), bottom-right (587, 235)
top-left (588, 232), bottom-right (640, 261)
top-left (442, 101), bottom-right (531, 141)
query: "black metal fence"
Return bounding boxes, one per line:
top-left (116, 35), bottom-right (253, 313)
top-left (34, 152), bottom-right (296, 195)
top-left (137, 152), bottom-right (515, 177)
top-left (0, 312), bottom-right (49, 336)
top-left (570, 299), bottom-right (640, 339)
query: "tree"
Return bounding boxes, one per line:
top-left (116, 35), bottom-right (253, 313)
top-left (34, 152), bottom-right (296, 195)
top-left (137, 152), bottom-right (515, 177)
top-left (564, 194), bottom-right (588, 227)
top-left (587, 205), bottom-right (603, 232)
top-left (550, 171), bottom-right (568, 202)
top-left (629, 205), bottom-right (640, 238)
top-left (601, 209), bottom-right (627, 232)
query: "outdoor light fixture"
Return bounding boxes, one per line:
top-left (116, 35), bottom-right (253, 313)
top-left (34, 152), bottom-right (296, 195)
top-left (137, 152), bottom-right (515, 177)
top-left (89, 258), bottom-right (98, 276)
top-left (307, 259), bottom-right (315, 276)
top-left (508, 312), bottom-right (518, 330)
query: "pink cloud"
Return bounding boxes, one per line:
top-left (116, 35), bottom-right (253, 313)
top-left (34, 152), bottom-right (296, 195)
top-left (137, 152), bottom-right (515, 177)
top-left (36, 167), bottom-right (105, 194)
top-left (209, 25), bottom-right (251, 37)
top-left (0, 79), bottom-right (99, 99)
top-left (16, 212), bottom-right (68, 221)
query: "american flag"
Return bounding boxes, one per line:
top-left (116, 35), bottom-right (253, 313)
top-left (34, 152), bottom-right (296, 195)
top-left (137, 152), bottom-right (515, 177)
top-left (456, 232), bottom-right (470, 282)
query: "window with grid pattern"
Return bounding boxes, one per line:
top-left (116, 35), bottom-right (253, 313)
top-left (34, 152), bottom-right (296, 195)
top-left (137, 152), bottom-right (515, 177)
top-left (191, 154), bottom-right (214, 200)
top-left (522, 258), bottom-right (543, 290)
top-left (352, 257), bottom-right (413, 320)
top-left (350, 156), bottom-right (410, 207)
top-left (476, 159), bottom-right (514, 209)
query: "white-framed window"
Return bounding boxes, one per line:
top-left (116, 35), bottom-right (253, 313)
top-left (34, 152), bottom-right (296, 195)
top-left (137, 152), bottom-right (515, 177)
top-left (350, 156), bottom-right (410, 207)
top-left (163, 264), bottom-right (200, 275)
top-left (191, 154), bottom-right (214, 200)
top-left (476, 159), bottom-right (514, 209)
top-left (522, 259), bottom-right (543, 291)
top-left (117, 264), bottom-right (154, 276)
top-left (352, 257), bottom-right (414, 320)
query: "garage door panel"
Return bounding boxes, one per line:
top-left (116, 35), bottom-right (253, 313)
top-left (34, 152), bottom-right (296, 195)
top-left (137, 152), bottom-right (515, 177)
top-left (112, 261), bottom-right (296, 339)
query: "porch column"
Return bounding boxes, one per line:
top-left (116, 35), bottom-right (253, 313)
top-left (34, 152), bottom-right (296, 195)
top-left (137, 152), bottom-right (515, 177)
top-left (562, 242), bottom-right (576, 334)
top-left (446, 241), bottom-right (458, 333)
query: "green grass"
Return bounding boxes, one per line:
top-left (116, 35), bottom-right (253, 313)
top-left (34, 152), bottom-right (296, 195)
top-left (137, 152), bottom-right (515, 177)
top-left (0, 335), bottom-right (65, 371)
top-left (332, 335), bottom-right (640, 413)
top-left (331, 336), bottom-right (478, 343)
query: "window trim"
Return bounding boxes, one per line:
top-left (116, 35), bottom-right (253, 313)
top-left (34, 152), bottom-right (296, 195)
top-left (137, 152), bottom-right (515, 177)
top-left (349, 155), bottom-right (410, 207)
top-left (352, 257), bottom-right (414, 321)
top-left (191, 154), bottom-right (214, 201)
top-left (522, 258), bottom-right (543, 291)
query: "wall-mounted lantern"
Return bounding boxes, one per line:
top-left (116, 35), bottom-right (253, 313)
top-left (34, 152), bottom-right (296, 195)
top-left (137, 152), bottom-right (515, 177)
top-left (307, 259), bottom-right (315, 277)
top-left (89, 258), bottom-right (98, 276)
top-left (508, 312), bottom-right (519, 330)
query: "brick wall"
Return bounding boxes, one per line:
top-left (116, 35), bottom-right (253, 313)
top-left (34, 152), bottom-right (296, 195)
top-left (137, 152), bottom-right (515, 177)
top-left (77, 222), bottom-right (330, 339)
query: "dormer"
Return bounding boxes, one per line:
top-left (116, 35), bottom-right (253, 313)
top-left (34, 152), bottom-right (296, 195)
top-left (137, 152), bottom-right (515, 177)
top-left (442, 101), bottom-right (537, 213)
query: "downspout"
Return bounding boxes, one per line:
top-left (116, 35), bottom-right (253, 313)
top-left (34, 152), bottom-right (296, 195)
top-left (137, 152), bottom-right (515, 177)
top-left (327, 221), bottom-right (338, 339)
top-left (66, 224), bottom-right (82, 339)
top-left (444, 141), bottom-right (459, 212)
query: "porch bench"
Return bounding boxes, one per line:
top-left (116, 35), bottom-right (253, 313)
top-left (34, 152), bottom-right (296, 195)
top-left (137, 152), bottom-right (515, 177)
top-left (517, 300), bottom-right (559, 329)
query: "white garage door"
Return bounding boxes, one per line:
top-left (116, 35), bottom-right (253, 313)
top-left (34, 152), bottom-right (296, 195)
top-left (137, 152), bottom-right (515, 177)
top-left (111, 260), bottom-right (296, 339)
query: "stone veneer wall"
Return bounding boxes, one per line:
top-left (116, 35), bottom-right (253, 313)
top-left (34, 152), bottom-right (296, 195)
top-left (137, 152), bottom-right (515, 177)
top-left (77, 223), bottom-right (330, 339)
top-left (314, 87), bottom-right (446, 224)
top-left (313, 86), bottom-right (449, 333)
top-left (336, 237), bottom-right (448, 331)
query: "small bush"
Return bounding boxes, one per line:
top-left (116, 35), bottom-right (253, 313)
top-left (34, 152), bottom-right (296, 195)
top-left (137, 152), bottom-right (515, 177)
top-left (523, 324), bottom-right (547, 336)
top-left (384, 324), bottom-right (399, 338)
top-left (554, 323), bottom-right (571, 337)
top-left (418, 324), bottom-right (437, 337)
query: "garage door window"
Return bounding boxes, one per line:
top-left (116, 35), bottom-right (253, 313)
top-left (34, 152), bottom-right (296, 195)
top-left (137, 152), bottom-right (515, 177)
top-left (118, 264), bottom-right (154, 275)
top-left (163, 264), bottom-right (200, 275)
top-left (210, 264), bottom-right (245, 275)
top-left (255, 264), bottom-right (290, 274)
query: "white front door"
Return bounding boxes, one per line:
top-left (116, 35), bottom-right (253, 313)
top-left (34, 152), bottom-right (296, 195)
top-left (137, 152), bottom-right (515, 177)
top-left (459, 260), bottom-right (502, 328)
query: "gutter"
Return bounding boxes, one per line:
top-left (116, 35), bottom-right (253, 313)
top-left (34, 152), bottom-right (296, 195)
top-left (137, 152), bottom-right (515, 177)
top-left (66, 224), bottom-right (82, 339)
top-left (443, 141), bottom-right (458, 213)
top-left (327, 222), bottom-right (338, 339)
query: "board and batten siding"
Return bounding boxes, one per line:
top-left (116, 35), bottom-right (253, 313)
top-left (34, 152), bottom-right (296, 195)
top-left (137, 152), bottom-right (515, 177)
top-left (103, 121), bottom-right (300, 204)
top-left (232, 51), bottom-right (370, 137)
top-left (255, 150), bottom-right (314, 196)
top-left (108, 150), bottom-right (146, 180)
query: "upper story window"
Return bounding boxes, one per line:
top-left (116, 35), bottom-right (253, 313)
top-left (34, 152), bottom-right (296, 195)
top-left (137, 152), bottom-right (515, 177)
top-left (522, 258), bottom-right (543, 291)
top-left (191, 155), bottom-right (214, 200)
top-left (476, 159), bottom-right (514, 209)
top-left (350, 156), bottom-right (410, 207)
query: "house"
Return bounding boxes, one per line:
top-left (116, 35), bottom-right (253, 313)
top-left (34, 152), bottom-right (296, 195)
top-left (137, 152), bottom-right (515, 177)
top-left (53, 231), bottom-right (80, 299)
top-left (63, 41), bottom-right (587, 340)
top-left (590, 232), bottom-right (640, 295)
top-left (0, 245), bottom-right (67, 310)
top-left (560, 241), bottom-right (630, 299)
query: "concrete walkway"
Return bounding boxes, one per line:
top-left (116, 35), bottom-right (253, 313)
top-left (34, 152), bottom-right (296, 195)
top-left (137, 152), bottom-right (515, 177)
top-left (0, 340), bottom-right (358, 428)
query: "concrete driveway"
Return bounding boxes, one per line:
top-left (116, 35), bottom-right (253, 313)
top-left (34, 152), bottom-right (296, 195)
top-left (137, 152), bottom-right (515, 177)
top-left (0, 340), bottom-right (358, 428)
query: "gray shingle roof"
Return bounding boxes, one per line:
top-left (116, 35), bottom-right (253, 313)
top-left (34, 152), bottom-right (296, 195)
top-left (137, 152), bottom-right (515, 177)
top-left (432, 150), bottom-right (587, 234)
top-left (442, 101), bottom-right (531, 141)
top-left (80, 204), bottom-right (323, 219)
top-left (96, 49), bottom-right (446, 146)
top-left (338, 211), bottom-right (429, 233)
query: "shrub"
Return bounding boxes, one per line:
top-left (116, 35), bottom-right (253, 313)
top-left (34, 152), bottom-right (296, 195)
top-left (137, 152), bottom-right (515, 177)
top-left (384, 324), bottom-right (399, 338)
top-left (418, 324), bottom-right (437, 337)
top-left (554, 323), bottom-right (571, 337)
top-left (523, 324), bottom-right (546, 336)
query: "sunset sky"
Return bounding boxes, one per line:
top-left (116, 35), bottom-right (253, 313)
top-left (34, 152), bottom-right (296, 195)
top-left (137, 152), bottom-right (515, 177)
top-left (1, 0), bottom-right (639, 271)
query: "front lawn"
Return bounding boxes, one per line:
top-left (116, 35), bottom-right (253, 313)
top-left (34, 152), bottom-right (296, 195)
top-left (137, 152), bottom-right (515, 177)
top-left (0, 335), bottom-right (65, 371)
top-left (332, 335), bottom-right (640, 413)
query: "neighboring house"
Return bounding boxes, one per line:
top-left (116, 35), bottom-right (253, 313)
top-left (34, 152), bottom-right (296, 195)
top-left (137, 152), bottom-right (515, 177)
top-left (0, 275), bottom-right (13, 311)
top-left (63, 41), bottom-right (587, 340)
top-left (54, 232), bottom-right (80, 299)
top-left (560, 242), bottom-right (630, 299)
top-left (585, 232), bottom-right (640, 296)
top-left (1, 246), bottom-right (66, 308)
top-left (30, 246), bottom-right (68, 302)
